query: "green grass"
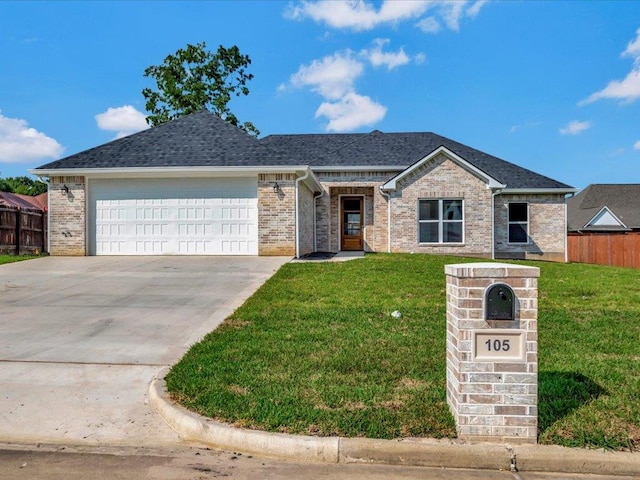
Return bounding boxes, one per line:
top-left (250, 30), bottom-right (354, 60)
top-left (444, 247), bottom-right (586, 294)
top-left (0, 254), bottom-right (40, 265)
top-left (166, 254), bottom-right (640, 450)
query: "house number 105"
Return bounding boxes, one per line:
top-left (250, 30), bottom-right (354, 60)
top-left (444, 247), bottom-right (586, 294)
top-left (474, 331), bottom-right (524, 361)
top-left (485, 339), bottom-right (510, 352)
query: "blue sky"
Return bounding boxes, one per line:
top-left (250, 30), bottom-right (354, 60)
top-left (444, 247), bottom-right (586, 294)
top-left (1, 1), bottom-right (639, 189)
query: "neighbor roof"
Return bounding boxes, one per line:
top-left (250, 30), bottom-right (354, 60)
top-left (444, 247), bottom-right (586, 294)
top-left (567, 184), bottom-right (640, 231)
top-left (33, 110), bottom-right (572, 191)
top-left (0, 191), bottom-right (47, 211)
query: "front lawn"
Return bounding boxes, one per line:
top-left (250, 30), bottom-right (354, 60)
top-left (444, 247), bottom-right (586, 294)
top-left (166, 254), bottom-right (640, 450)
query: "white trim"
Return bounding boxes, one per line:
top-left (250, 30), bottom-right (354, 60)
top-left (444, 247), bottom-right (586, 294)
top-left (417, 198), bottom-right (465, 245)
top-left (30, 165), bottom-right (312, 177)
top-left (507, 201), bottom-right (529, 245)
top-left (338, 194), bottom-right (365, 251)
top-left (379, 187), bottom-right (391, 253)
top-left (584, 206), bottom-right (628, 229)
top-left (311, 165), bottom-right (404, 173)
top-left (381, 146), bottom-right (505, 191)
top-left (499, 187), bottom-right (577, 194)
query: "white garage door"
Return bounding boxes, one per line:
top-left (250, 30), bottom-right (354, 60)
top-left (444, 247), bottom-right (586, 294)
top-left (89, 178), bottom-right (258, 255)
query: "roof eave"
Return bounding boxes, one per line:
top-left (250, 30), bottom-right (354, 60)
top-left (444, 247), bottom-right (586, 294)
top-left (29, 165), bottom-right (314, 178)
top-left (499, 187), bottom-right (578, 194)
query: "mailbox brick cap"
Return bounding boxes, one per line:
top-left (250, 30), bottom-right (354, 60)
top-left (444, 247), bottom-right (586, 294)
top-left (445, 263), bottom-right (540, 279)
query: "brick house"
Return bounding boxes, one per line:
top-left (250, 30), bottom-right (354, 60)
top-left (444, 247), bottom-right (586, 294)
top-left (31, 110), bottom-right (575, 260)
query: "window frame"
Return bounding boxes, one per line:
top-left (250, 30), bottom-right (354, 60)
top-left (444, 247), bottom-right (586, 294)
top-left (507, 202), bottom-right (529, 244)
top-left (417, 198), bottom-right (464, 244)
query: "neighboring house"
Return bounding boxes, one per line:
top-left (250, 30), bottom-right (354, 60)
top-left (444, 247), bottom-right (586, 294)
top-left (567, 184), bottom-right (640, 268)
top-left (31, 110), bottom-right (575, 260)
top-left (0, 191), bottom-right (48, 211)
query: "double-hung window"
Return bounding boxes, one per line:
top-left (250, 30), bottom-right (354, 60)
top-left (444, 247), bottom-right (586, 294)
top-left (418, 199), bottom-right (463, 244)
top-left (508, 202), bottom-right (528, 243)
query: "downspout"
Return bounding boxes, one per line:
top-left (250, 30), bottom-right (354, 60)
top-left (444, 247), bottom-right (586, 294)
top-left (564, 201), bottom-right (568, 263)
top-left (36, 176), bottom-right (50, 254)
top-left (379, 187), bottom-right (391, 253)
top-left (491, 188), bottom-right (502, 260)
top-left (313, 190), bottom-right (324, 253)
top-left (295, 169), bottom-right (311, 259)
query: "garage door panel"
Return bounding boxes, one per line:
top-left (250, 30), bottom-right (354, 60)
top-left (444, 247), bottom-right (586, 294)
top-left (90, 178), bottom-right (258, 256)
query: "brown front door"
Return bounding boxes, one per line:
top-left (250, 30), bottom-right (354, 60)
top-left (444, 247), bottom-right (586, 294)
top-left (341, 197), bottom-right (363, 251)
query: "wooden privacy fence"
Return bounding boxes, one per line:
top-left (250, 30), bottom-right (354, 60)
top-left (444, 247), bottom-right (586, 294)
top-left (0, 206), bottom-right (48, 255)
top-left (568, 232), bottom-right (640, 269)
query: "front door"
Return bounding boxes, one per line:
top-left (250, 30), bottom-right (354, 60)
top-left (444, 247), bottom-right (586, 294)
top-left (341, 197), bottom-right (363, 251)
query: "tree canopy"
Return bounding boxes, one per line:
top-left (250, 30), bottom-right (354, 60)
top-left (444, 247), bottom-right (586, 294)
top-left (0, 176), bottom-right (47, 196)
top-left (142, 42), bottom-right (259, 136)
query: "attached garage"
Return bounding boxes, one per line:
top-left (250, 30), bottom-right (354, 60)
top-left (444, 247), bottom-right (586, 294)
top-left (88, 177), bottom-right (258, 255)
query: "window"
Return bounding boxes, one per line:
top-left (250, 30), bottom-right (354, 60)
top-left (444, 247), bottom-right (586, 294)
top-left (418, 199), bottom-right (463, 243)
top-left (508, 202), bottom-right (528, 243)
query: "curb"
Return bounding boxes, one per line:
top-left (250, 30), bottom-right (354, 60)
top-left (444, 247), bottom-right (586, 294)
top-left (149, 372), bottom-right (640, 475)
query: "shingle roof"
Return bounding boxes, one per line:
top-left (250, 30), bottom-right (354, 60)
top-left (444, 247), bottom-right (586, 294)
top-left (33, 110), bottom-right (572, 190)
top-left (261, 130), bottom-right (573, 189)
top-left (567, 184), bottom-right (640, 231)
top-left (35, 110), bottom-right (292, 170)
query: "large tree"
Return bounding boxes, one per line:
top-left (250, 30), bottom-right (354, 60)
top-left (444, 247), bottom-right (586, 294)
top-left (0, 176), bottom-right (47, 196)
top-left (142, 42), bottom-right (259, 136)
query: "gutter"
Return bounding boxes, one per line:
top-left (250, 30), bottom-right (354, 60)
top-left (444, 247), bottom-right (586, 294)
top-left (313, 190), bottom-right (324, 253)
top-left (36, 176), bottom-right (51, 254)
top-left (491, 188), bottom-right (503, 260)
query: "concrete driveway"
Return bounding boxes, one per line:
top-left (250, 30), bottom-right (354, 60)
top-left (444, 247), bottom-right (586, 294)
top-left (0, 256), bottom-right (289, 447)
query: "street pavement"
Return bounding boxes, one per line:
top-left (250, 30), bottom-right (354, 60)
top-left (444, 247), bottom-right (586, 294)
top-left (4, 444), bottom-right (638, 480)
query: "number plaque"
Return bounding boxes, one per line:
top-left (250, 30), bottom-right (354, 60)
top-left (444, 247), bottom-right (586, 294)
top-left (473, 330), bottom-right (525, 361)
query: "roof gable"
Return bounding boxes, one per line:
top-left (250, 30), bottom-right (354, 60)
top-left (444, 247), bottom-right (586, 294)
top-left (567, 184), bottom-right (640, 231)
top-left (381, 146), bottom-right (505, 191)
top-left (585, 206), bottom-right (627, 229)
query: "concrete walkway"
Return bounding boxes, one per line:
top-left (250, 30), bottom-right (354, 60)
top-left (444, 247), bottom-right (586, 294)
top-left (0, 256), bottom-right (289, 447)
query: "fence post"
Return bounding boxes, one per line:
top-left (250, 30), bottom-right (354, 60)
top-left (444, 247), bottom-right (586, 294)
top-left (15, 208), bottom-right (21, 255)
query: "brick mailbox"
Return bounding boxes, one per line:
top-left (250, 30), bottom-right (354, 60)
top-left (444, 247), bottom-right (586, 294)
top-left (445, 262), bottom-right (539, 443)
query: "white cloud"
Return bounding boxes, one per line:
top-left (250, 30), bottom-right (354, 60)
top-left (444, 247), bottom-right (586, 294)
top-left (580, 29), bottom-right (640, 105)
top-left (467, 0), bottom-right (488, 18)
top-left (361, 39), bottom-right (410, 70)
top-left (634, 140), bottom-right (640, 150)
top-left (95, 105), bottom-right (149, 139)
top-left (315, 92), bottom-right (387, 132)
top-left (414, 52), bottom-right (427, 64)
top-left (559, 120), bottom-right (592, 135)
top-left (0, 111), bottom-right (64, 163)
top-left (441, 1), bottom-right (466, 31)
top-left (416, 17), bottom-right (441, 34)
top-left (290, 51), bottom-right (364, 100)
top-left (286, 0), bottom-right (485, 33)
top-left (510, 121), bottom-right (541, 133)
top-left (623, 28), bottom-right (640, 62)
top-left (286, 0), bottom-right (429, 31)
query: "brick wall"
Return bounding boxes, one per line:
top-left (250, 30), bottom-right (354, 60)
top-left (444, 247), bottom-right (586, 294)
top-left (494, 194), bottom-right (566, 262)
top-left (258, 173), bottom-right (296, 256)
top-left (49, 176), bottom-right (86, 256)
top-left (391, 154), bottom-right (493, 256)
top-left (317, 172), bottom-right (394, 252)
top-left (445, 263), bottom-right (539, 443)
